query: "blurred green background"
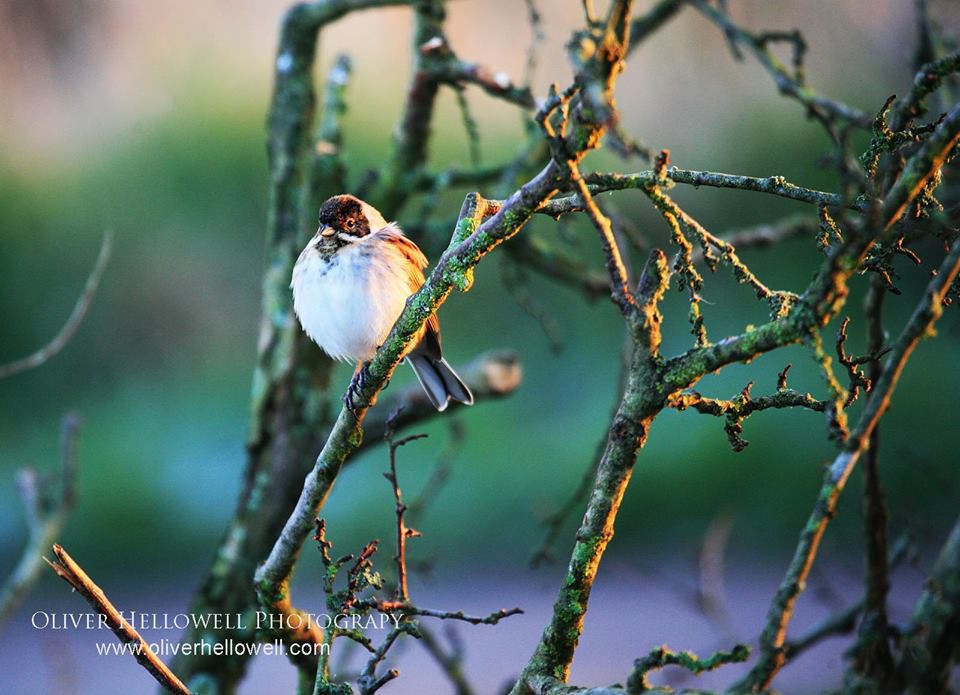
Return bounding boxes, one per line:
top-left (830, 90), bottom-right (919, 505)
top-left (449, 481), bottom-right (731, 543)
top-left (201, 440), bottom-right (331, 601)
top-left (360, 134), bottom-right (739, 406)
top-left (0, 1), bottom-right (958, 687)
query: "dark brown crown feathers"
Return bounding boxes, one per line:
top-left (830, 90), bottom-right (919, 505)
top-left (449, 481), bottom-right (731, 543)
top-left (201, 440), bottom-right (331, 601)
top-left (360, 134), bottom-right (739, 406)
top-left (318, 194), bottom-right (371, 237)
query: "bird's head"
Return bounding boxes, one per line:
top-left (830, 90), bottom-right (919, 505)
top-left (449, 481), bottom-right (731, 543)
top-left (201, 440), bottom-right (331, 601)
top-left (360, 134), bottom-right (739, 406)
top-left (314, 194), bottom-right (388, 249)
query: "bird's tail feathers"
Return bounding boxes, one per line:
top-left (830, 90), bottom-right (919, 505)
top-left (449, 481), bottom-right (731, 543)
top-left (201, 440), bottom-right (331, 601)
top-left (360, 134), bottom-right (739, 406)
top-left (407, 354), bottom-right (474, 412)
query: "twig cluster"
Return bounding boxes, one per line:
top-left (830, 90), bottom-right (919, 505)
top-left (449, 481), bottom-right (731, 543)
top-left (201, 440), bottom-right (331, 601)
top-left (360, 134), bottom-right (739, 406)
top-left (308, 420), bottom-right (521, 694)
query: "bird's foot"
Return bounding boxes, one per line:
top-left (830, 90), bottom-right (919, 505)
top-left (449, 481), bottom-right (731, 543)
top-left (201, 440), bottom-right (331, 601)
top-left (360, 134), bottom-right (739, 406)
top-left (344, 362), bottom-right (373, 413)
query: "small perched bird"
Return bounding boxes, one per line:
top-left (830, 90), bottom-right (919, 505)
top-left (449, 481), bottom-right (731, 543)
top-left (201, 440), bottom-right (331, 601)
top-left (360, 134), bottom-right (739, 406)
top-left (291, 194), bottom-right (474, 412)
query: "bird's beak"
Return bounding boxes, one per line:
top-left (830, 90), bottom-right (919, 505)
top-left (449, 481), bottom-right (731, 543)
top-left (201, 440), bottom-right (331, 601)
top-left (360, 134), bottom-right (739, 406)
top-left (319, 224), bottom-right (334, 238)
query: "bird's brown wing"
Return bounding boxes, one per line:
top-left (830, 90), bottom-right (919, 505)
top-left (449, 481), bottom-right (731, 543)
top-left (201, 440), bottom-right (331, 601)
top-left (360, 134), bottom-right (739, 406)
top-left (377, 225), bottom-right (443, 360)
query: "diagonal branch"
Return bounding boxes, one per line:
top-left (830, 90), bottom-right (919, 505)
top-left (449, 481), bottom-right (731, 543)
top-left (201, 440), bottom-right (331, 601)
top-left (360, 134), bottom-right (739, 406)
top-left (737, 238), bottom-right (960, 692)
top-left (46, 544), bottom-right (191, 694)
top-left (568, 162), bottom-right (638, 320)
top-left (511, 249), bottom-right (672, 692)
top-left (690, 0), bottom-right (870, 131)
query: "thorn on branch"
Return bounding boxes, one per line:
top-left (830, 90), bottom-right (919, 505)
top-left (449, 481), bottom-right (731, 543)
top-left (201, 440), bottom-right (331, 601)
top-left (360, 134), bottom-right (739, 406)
top-left (314, 517), bottom-right (334, 566)
top-left (777, 364), bottom-right (793, 390)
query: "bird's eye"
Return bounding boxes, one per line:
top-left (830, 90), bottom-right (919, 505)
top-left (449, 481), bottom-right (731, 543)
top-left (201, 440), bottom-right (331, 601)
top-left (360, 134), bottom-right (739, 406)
top-left (345, 218), bottom-right (356, 230)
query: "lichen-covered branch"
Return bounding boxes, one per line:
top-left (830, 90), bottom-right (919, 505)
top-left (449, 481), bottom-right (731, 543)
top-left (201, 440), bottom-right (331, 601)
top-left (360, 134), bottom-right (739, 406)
top-left (584, 168), bottom-right (859, 210)
top-left (737, 238), bottom-right (960, 692)
top-left (668, 381), bottom-right (825, 452)
top-left (897, 514), bottom-right (960, 694)
top-left (881, 101), bottom-right (960, 230)
top-left (892, 50), bottom-right (960, 130)
top-left (627, 643), bottom-right (749, 693)
top-left (512, 249), bottom-right (672, 692)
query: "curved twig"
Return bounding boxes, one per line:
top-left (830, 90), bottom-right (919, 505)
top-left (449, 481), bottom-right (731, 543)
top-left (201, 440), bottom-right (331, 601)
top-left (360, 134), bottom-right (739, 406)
top-left (0, 233), bottom-right (111, 380)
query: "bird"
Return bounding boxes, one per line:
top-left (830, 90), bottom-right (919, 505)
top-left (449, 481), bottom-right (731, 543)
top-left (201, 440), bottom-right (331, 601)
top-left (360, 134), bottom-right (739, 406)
top-left (291, 194), bottom-right (474, 412)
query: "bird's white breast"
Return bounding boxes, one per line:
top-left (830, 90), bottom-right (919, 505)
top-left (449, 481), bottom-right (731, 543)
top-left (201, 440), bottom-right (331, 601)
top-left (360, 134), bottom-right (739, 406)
top-left (291, 236), bottom-right (414, 362)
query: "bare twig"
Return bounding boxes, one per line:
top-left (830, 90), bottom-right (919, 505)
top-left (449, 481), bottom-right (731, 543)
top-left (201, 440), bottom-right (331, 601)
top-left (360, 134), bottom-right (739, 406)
top-left (357, 624), bottom-right (414, 695)
top-left (848, 275), bottom-right (897, 687)
top-left (0, 233), bottom-right (111, 380)
top-left (45, 544), bottom-right (191, 694)
top-left (371, 602), bottom-right (523, 626)
top-left (382, 415), bottom-right (427, 602)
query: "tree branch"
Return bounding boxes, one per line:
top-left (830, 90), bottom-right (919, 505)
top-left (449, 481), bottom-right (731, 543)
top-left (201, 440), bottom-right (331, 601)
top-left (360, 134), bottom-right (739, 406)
top-left (847, 275), bottom-right (897, 688)
top-left (627, 643), bottom-right (749, 693)
top-left (512, 249), bottom-right (672, 691)
top-left (668, 381), bottom-right (826, 452)
top-left (45, 544), bottom-right (191, 694)
top-left (737, 238), bottom-right (960, 692)
top-left (897, 513), bottom-right (960, 694)
top-left (690, 0), bottom-right (870, 131)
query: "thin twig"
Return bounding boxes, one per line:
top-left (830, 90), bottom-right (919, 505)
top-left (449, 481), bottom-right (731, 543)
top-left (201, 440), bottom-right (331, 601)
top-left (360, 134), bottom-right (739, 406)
top-left (418, 625), bottom-right (474, 695)
top-left (372, 602), bottom-right (523, 626)
top-left (0, 233), bottom-right (111, 380)
top-left (45, 544), bottom-right (191, 694)
top-left (383, 415), bottom-right (427, 602)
